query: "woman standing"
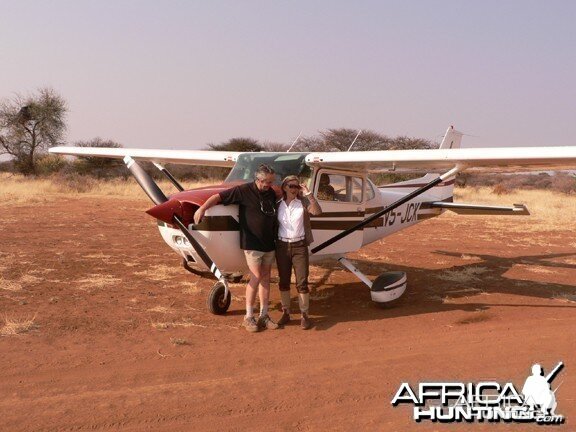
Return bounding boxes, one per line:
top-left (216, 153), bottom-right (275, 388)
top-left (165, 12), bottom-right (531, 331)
top-left (276, 175), bottom-right (322, 329)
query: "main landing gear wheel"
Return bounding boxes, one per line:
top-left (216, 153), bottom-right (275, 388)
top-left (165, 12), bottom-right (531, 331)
top-left (371, 271), bottom-right (407, 308)
top-left (207, 281), bottom-right (231, 315)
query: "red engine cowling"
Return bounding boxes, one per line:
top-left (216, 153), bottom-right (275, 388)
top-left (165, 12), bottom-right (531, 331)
top-left (145, 183), bottom-right (233, 226)
top-left (146, 181), bottom-right (281, 227)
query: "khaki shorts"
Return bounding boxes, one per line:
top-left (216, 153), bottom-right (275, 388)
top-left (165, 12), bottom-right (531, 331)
top-left (243, 249), bottom-right (276, 266)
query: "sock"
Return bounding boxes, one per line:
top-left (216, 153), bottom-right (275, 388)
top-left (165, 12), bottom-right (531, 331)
top-left (299, 293), bottom-right (309, 314)
top-left (280, 291), bottom-right (291, 313)
top-left (260, 302), bottom-right (269, 317)
top-left (246, 304), bottom-right (254, 318)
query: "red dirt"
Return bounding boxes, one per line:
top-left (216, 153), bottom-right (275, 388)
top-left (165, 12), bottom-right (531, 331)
top-left (1, 197), bottom-right (575, 431)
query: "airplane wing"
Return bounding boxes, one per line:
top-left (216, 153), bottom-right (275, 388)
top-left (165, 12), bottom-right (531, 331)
top-left (49, 147), bottom-right (241, 168)
top-left (305, 147), bottom-right (576, 173)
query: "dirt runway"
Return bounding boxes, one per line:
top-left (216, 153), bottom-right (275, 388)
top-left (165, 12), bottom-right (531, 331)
top-left (1, 196), bottom-right (575, 431)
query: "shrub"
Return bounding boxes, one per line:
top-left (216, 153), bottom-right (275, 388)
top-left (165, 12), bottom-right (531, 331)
top-left (550, 173), bottom-right (576, 194)
top-left (36, 154), bottom-right (68, 175)
top-left (492, 184), bottom-right (510, 195)
top-left (52, 172), bottom-right (97, 193)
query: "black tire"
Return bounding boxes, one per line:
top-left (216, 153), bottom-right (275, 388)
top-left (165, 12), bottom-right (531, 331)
top-left (207, 281), bottom-right (231, 315)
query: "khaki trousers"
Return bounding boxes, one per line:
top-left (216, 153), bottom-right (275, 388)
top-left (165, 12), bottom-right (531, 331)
top-left (275, 240), bottom-right (309, 293)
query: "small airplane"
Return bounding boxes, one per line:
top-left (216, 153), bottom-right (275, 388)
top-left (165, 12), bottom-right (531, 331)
top-left (50, 126), bottom-right (576, 315)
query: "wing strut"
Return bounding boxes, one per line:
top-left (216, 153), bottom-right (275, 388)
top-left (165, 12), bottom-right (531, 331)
top-left (311, 165), bottom-right (464, 254)
top-left (153, 162), bottom-right (185, 192)
top-left (123, 156), bottom-right (230, 296)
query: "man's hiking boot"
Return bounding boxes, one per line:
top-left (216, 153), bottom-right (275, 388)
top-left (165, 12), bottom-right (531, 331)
top-left (257, 314), bottom-right (279, 330)
top-left (243, 316), bottom-right (259, 333)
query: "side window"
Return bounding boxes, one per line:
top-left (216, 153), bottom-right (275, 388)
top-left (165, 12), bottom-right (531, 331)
top-left (350, 177), bottom-right (363, 203)
top-left (316, 173), bottom-right (364, 203)
top-left (365, 180), bottom-right (375, 201)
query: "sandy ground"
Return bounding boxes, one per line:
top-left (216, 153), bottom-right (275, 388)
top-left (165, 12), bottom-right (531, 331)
top-left (1, 196), bottom-right (575, 431)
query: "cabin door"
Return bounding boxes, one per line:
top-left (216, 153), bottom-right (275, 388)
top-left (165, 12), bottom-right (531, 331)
top-left (309, 170), bottom-right (366, 256)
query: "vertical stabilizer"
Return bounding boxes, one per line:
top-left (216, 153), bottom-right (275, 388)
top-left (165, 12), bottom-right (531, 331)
top-left (425, 125), bottom-right (463, 200)
top-left (439, 125), bottom-right (463, 149)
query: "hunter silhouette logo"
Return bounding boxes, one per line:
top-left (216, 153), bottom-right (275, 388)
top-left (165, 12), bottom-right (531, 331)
top-left (522, 362), bottom-right (563, 416)
top-left (391, 362), bottom-right (565, 424)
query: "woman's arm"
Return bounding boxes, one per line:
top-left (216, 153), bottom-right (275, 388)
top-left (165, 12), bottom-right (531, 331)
top-left (301, 184), bottom-right (322, 215)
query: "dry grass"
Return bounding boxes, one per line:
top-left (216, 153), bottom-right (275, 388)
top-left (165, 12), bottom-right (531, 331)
top-left (3, 174), bottom-right (575, 230)
top-left (552, 292), bottom-right (576, 303)
top-left (516, 265), bottom-right (555, 274)
top-left (310, 289), bottom-right (335, 301)
top-left (76, 274), bottom-right (122, 289)
top-left (147, 306), bottom-right (174, 314)
top-left (151, 317), bottom-right (207, 330)
top-left (436, 266), bottom-right (489, 284)
top-left (181, 282), bottom-right (201, 294)
top-left (0, 173), bottom-right (217, 205)
top-left (135, 264), bottom-right (182, 281)
top-left (0, 276), bottom-right (23, 292)
top-left (19, 274), bottom-right (42, 285)
top-left (84, 253), bottom-right (113, 260)
top-left (170, 337), bottom-right (190, 345)
top-left (455, 187), bottom-right (576, 230)
top-left (1, 314), bottom-right (38, 336)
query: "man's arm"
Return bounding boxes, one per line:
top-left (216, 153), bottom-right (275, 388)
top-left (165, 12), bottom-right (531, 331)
top-left (194, 194), bottom-right (222, 224)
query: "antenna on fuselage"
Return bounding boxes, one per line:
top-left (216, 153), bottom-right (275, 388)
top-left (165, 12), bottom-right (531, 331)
top-left (286, 131), bottom-right (303, 152)
top-left (346, 129), bottom-right (363, 151)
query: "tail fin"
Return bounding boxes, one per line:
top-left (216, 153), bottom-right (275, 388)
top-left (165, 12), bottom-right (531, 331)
top-left (425, 126), bottom-right (463, 200)
top-left (380, 126), bottom-right (462, 201)
top-left (439, 125), bottom-right (463, 149)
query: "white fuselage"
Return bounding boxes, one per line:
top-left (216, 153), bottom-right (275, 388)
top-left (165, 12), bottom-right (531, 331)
top-left (157, 169), bottom-right (452, 275)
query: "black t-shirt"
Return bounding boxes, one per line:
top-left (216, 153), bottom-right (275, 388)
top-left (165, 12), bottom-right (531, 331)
top-left (219, 182), bottom-right (277, 252)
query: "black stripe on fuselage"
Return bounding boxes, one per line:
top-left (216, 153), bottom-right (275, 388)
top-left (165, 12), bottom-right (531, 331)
top-left (158, 216), bottom-right (375, 231)
top-left (311, 220), bottom-right (366, 231)
top-left (157, 211), bottom-right (435, 232)
top-left (312, 211), bottom-right (365, 218)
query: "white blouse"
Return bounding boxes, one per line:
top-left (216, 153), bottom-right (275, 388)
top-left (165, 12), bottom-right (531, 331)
top-left (278, 198), bottom-right (305, 239)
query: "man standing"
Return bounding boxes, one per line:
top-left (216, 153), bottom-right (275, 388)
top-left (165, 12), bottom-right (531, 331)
top-left (194, 165), bottom-right (279, 333)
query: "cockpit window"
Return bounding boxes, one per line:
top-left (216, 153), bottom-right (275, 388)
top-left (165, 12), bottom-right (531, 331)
top-left (225, 153), bottom-right (310, 184)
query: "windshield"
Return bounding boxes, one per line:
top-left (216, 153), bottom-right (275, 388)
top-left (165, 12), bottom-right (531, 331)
top-left (225, 153), bottom-right (311, 185)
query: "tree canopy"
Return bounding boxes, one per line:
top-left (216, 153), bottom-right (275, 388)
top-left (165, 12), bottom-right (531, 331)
top-left (208, 137), bottom-right (263, 152)
top-left (291, 128), bottom-right (435, 152)
top-left (0, 88), bottom-right (67, 175)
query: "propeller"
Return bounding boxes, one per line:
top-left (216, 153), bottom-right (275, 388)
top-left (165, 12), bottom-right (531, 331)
top-left (123, 156), bottom-right (229, 289)
top-left (123, 156), bottom-right (168, 205)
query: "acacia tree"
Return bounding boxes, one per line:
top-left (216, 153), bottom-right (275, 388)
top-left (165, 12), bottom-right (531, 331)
top-left (292, 128), bottom-right (435, 152)
top-left (73, 138), bottom-right (124, 178)
top-left (0, 88), bottom-right (67, 175)
top-left (208, 137), bottom-right (263, 152)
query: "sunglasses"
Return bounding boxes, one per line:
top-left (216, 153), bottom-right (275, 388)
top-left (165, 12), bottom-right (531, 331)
top-left (287, 184), bottom-right (301, 190)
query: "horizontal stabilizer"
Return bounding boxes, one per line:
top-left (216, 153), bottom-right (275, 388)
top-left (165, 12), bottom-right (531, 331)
top-left (428, 202), bottom-right (530, 215)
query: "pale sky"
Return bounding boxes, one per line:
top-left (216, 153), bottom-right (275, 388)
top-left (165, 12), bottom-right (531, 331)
top-left (1, 1), bottom-right (575, 150)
